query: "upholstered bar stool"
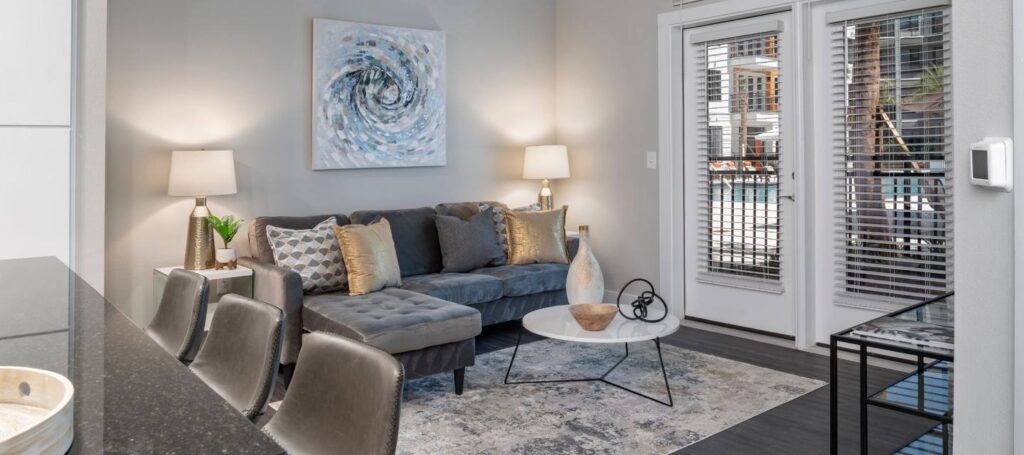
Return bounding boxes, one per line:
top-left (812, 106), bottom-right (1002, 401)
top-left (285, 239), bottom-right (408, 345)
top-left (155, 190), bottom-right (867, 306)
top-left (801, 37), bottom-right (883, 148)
top-left (145, 269), bottom-right (209, 362)
top-left (189, 294), bottom-right (284, 421)
top-left (264, 332), bottom-right (404, 455)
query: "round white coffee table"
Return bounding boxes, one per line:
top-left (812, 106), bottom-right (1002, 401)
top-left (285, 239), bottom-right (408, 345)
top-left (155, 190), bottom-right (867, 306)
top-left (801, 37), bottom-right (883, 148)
top-left (503, 304), bottom-right (680, 406)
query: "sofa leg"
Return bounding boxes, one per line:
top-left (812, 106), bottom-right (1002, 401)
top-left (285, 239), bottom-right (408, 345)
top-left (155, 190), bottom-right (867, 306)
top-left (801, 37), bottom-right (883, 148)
top-left (281, 363), bottom-right (296, 389)
top-left (454, 368), bottom-right (465, 395)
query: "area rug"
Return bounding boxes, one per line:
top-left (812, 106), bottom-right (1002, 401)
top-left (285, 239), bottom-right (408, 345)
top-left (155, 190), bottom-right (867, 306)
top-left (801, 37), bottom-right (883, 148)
top-left (397, 339), bottom-right (824, 454)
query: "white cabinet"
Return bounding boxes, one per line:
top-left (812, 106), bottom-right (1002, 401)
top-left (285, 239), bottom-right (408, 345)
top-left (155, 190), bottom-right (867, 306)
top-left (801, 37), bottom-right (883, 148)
top-left (0, 0), bottom-right (73, 126)
top-left (0, 0), bottom-right (74, 264)
top-left (0, 128), bottom-right (71, 263)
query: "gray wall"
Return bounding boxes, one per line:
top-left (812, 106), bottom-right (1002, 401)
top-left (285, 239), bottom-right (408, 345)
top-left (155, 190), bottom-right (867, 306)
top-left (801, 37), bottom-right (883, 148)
top-left (555, 0), bottom-right (676, 294)
top-left (951, 0), bottom-right (1016, 452)
top-left (106, 0), bottom-right (557, 325)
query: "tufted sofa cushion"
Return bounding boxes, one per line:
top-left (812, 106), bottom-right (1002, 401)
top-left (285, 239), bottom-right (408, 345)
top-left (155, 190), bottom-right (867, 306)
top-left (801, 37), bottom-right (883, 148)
top-left (302, 288), bottom-right (482, 354)
top-left (470, 263), bottom-right (570, 297)
top-left (400, 273), bottom-right (503, 305)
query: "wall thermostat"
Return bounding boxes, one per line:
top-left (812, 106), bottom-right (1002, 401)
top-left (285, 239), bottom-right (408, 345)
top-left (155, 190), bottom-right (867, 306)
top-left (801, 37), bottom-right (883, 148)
top-left (969, 137), bottom-right (1013, 192)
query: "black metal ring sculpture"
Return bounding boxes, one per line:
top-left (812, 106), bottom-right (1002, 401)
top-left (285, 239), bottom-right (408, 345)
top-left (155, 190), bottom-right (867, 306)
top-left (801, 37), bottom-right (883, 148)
top-left (615, 278), bottom-right (668, 323)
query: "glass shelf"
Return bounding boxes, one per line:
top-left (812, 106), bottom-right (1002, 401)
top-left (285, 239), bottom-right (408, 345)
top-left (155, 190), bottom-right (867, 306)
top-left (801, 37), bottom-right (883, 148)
top-left (894, 423), bottom-right (951, 454)
top-left (834, 293), bottom-right (955, 360)
top-left (869, 361), bottom-right (952, 420)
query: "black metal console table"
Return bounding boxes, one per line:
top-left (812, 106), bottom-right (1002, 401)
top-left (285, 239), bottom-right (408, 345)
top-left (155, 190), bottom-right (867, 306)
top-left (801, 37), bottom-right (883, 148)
top-left (830, 292), bottom-right (954, 455)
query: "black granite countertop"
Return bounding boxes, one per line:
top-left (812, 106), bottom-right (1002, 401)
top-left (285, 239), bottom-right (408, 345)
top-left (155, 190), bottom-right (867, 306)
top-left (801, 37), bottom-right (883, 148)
top-left (0, 257), bottom-right (283, 454)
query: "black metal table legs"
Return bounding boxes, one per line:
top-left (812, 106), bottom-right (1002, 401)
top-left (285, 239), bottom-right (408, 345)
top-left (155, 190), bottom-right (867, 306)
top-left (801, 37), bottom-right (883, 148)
top-left (829, 341), bottom-right (873, 455)
top-left (860, 344), bottom-right (868, 455)
top-left (829, 341), bottom-right (876, 455)
top-left (830, 336), bottom-right (838, 455)
top-left (503, 325), bottom-right (674, 407)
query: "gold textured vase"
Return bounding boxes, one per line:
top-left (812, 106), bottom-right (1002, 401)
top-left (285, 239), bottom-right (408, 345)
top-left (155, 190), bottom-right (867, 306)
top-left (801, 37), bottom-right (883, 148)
top-left (184, 196), bottom-right (215, 270)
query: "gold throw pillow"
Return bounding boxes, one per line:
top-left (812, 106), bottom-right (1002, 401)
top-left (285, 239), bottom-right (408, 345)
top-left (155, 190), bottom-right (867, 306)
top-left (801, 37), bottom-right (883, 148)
top-left (505, 206), bottom-right (569, 265)
top-left (333, 219), bottom-right (402, 296)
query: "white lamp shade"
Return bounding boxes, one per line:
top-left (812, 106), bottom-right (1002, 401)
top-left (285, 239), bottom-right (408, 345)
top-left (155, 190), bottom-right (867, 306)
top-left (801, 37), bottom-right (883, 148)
top-left (523, 145), bottom-right (570, 180)
top-left (167, 150), bottom-right (238, 197)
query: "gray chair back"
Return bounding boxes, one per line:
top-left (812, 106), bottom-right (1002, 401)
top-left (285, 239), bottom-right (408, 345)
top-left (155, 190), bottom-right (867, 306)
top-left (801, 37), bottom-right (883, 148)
top-left (146, 269), bottom-right (209, 362)
top-left (189, 294), bottom-right (284, 421)
top-left (264, 332), bottom-right (404, 455)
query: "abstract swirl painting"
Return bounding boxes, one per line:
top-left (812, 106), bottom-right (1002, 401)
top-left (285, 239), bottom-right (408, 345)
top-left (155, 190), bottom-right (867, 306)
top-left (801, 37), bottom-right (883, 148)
top-left (313, 19), bottom-right (446, 169)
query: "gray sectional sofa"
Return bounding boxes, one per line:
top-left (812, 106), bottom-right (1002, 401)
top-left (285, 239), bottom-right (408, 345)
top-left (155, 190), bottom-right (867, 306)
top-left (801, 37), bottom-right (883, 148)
top-left (238, 201), bottom-right (577, 394)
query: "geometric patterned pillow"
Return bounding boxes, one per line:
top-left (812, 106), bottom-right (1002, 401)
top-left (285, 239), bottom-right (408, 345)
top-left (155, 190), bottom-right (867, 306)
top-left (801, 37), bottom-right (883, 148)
top-left (477, 202), bottom-right (542, 266)
top-left (266, 217), bottom-right (347, 294)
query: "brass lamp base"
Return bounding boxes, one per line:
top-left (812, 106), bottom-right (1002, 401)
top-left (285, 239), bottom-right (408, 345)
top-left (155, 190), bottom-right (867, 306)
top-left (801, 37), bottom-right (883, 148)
top-left (184, 196), bottom-right (216, 270)
top-left (538, 178), bottom-right (554, 211)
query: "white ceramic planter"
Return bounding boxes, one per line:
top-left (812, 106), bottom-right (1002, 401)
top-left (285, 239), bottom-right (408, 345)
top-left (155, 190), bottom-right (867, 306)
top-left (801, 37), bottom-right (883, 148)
top-left (566, 226), bottom-right (605, 305)
top-left (0, 367), bottom-right (74, 455)
top-left (215, 248), bottom-right (238, 270)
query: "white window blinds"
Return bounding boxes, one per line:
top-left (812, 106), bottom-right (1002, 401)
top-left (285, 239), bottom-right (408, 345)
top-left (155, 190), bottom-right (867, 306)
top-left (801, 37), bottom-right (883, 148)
top-left (695, 31), bottom-right (784, 292)
top-left (832, 8), bottom-right (952, 307)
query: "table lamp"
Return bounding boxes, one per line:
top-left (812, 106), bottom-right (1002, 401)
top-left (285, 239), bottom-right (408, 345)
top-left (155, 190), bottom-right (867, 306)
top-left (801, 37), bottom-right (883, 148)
top-left (523, 145), bottom-right (570, 210)
top-left (168, 150), bottom-right (237, 270)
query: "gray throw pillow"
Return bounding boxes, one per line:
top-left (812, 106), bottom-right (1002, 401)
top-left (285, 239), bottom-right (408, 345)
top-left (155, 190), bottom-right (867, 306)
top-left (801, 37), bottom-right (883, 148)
top-left (266, 217), bottom-right (347, 294)
top-left (435, 208), bottom-right (505, 273)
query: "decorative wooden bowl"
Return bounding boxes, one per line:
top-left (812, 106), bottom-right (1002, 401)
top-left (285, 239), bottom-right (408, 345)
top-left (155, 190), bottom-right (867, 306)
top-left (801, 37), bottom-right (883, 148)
top-left (569, 304), bottom-right (618, 331)
top-left (0, 367), bottom-right (74, 455)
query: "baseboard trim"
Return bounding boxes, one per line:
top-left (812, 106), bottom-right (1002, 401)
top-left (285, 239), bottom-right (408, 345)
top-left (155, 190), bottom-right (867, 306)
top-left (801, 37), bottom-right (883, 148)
top-left (684, 316), bottom-right (796, 341)
top-left (601, 290), bottom-right (816, 346)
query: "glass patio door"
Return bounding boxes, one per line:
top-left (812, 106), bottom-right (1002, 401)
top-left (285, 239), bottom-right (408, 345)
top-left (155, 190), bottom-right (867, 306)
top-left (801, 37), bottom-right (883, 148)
top-left (681, 13), bottom-right (797, 336)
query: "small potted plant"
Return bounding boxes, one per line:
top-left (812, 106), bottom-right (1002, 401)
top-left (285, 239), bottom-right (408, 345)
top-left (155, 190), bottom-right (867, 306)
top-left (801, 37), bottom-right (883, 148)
top-left (207, 214), bottom-right (244, 270)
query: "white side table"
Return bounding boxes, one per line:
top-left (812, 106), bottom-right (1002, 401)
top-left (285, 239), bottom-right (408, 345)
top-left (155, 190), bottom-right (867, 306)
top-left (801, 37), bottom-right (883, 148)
top-left (152, 266), bottom-right (254, 331)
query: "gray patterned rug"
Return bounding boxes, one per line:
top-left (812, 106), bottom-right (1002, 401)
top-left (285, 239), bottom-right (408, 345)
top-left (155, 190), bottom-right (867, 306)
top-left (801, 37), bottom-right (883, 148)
top-left (397, 339), bottom-right (824, 455)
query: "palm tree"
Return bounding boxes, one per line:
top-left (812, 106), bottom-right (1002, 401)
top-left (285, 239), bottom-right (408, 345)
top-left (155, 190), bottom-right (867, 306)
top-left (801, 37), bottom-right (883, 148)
top-left (848, 22), bottom-right (887, 249)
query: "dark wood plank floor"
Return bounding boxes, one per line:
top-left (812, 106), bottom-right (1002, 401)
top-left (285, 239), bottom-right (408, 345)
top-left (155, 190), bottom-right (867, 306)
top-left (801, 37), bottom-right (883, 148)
top-left (478, 321), bottom-right (937, 455)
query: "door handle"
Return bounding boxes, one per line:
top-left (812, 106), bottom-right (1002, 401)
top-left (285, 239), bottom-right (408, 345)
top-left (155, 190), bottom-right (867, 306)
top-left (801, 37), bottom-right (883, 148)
top-left (779, 194), bottom-right (795, 202)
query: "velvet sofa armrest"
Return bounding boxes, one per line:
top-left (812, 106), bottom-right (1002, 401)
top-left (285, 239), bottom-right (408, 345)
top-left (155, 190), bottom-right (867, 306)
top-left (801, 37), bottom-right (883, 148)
top-left (238, 257), bottom-right (304, 365)
top-left (567, 235), bottom-right (580, 261)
